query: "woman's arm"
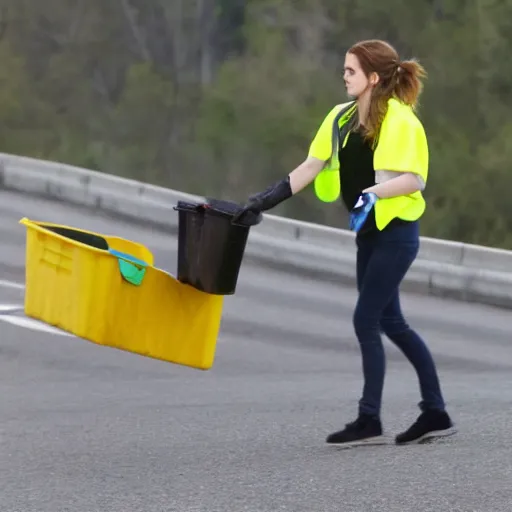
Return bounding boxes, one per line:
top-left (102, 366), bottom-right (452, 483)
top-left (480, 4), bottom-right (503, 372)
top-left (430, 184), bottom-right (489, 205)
top-left (288, 156), bottom-right (326, 194)
top-left (363, 172), bottom-right (425, 199)
top-left (232, 156), bottom-right (326, 223)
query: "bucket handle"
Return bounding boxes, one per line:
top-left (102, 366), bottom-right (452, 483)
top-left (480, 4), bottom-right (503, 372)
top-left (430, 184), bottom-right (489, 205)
top-left (172, 202), bottom-right (255, 227)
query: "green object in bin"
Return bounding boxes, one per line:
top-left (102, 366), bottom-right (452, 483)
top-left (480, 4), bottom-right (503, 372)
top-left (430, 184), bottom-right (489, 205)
top-left (109, 249), bottom-right (148, 286)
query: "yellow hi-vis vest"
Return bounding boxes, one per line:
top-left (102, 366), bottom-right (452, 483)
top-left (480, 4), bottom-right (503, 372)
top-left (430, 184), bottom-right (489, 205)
top-left (308, 97), bottom-right (429, 231)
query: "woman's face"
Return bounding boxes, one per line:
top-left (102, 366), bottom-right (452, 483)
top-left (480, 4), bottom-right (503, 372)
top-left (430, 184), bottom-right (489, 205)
top-left (343, 52), bottom-right (371, 99)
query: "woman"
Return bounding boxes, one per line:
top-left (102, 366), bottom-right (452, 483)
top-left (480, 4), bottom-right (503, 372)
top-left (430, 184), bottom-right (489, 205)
top-left (233, 39), bottom-right (456, 446)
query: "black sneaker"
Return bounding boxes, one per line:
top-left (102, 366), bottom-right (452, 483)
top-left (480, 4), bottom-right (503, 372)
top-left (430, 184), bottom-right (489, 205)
top-left (326, 414), bottom-right (387, 447)
top-left (395, 410), bottom-right (457, 445)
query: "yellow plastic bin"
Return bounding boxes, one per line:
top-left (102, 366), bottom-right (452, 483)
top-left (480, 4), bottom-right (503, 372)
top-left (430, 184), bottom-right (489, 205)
top-left (19, 217), bottom-right (224, 370)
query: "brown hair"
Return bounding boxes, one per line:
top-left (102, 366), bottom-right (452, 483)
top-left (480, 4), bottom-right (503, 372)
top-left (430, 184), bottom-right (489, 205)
top-left (347, 39), bottom-right (427, 141)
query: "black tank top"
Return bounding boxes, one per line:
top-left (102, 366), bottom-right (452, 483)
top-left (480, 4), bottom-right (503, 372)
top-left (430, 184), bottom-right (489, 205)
top-left (338, 128), bottom-right (377, 234)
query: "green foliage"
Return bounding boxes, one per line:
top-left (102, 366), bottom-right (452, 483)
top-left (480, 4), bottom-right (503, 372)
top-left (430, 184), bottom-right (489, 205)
top-left (0, 0), bottom-right (510, 248)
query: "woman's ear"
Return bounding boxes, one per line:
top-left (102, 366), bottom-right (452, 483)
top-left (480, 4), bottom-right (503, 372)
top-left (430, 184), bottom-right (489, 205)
top-left (369, 72), bottom-right (380, 86)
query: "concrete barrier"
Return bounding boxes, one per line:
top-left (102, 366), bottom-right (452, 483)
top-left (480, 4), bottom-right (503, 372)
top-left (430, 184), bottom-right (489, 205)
top-left (1, 152), bottom-right (511, 309)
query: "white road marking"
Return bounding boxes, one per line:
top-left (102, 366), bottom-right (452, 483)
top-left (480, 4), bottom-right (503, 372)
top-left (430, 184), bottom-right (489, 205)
top-left (0, 279), bottom-right (25, 290)
top-left (0, 314), bottom-right (73, 336)
top-left (0, 302), bottom-right (73, 337)
top-left (0, 304), bottom-right (24, 313)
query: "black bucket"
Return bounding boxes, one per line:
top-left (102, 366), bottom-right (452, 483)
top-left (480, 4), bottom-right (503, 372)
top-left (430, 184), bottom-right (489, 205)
top-left (174, 199), bottom-right (261, 295)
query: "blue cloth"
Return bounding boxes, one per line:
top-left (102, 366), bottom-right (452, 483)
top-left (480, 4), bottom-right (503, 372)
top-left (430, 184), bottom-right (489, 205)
top-left (352, 220), bottom-right (446, 417)
top-left (349, 192), bottom-right (378, 232)
top-left (109, 249), bottom-right (148, 286)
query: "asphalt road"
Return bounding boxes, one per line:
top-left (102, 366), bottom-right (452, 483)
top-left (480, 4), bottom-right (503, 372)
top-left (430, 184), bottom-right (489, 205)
top-left (1, 189), bottom-right (512, 512)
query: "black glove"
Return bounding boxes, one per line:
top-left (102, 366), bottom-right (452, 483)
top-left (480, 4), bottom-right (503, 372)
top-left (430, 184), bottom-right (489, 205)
top-left (232, 176), bottom-right (292, 224)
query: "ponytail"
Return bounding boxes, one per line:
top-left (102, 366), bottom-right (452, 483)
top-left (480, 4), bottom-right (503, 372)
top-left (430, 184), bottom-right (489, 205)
top-left (393, 59), bottom-right (427, 108)
top-left (363, 58), bottom-right (426, 141)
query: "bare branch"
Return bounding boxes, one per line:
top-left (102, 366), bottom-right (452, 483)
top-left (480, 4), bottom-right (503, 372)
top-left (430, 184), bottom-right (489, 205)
top-left (0, 6), bottom-right (8, 41)
top-left (119, 0), bottom-right (151, 61)
top-left (68, 0), bottom-right (87, 42)
top-left (92, 67), bottom-right (110, 101)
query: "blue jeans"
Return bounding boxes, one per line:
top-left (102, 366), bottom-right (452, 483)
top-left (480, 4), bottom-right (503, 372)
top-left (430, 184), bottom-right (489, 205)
top-left (354, 220), bottom-right (446, 417)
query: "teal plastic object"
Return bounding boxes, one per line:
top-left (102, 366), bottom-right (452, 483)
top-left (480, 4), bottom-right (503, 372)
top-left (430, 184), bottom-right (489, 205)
top-left (109, 249), bottom-right (148, 286)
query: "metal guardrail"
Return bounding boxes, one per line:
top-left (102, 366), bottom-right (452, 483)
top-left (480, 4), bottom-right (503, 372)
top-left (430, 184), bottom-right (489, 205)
top-left (1, 152), bottom-right (511, 309)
